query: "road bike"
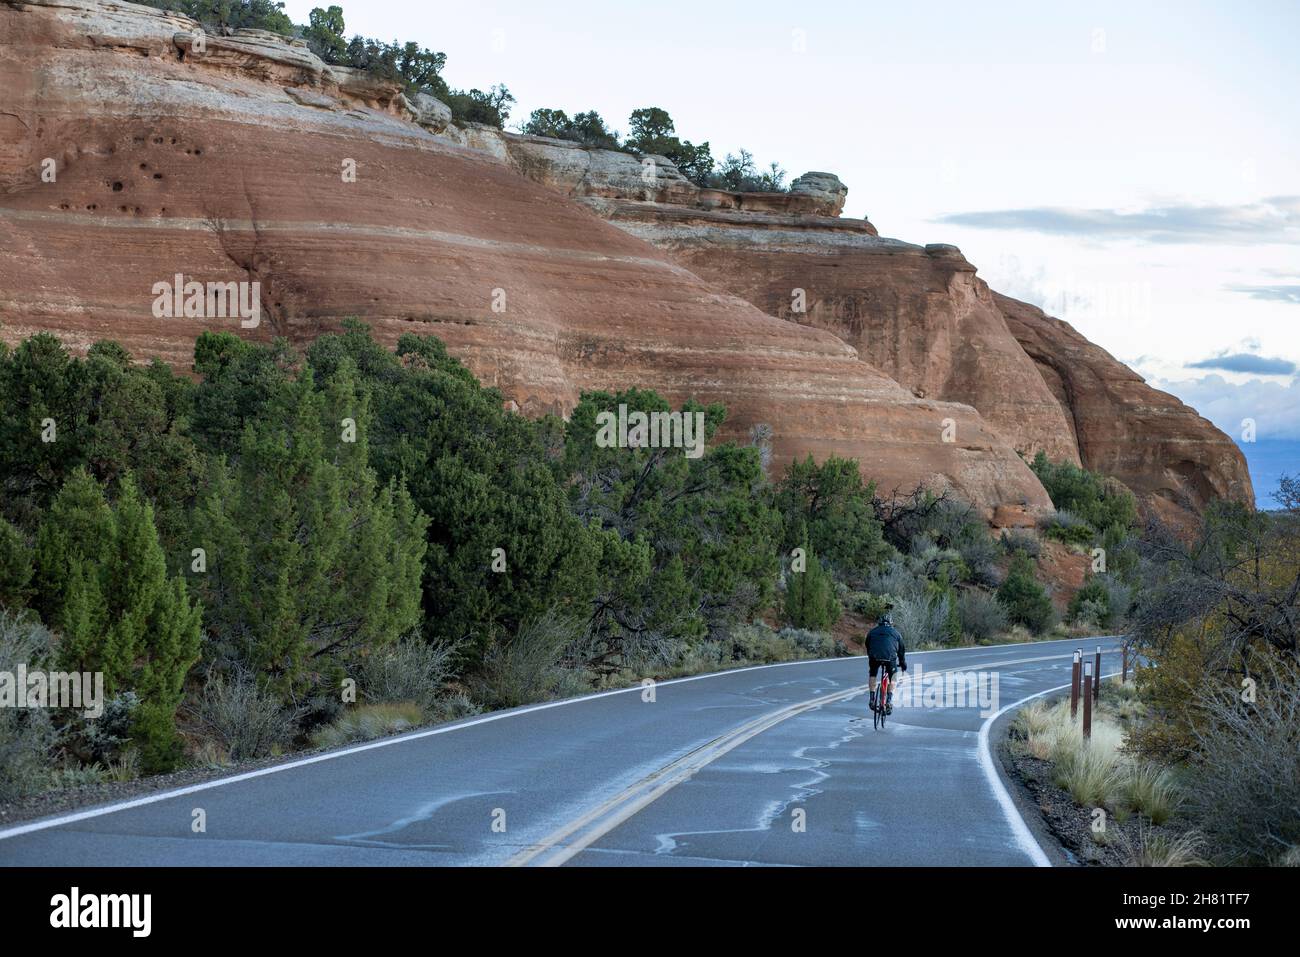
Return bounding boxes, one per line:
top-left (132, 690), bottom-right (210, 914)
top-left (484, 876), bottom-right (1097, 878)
top-left (873, 669), bottom-right (891, 730)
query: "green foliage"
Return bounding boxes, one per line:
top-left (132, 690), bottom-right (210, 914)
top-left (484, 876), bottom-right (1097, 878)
top-left (302, 5), bottom-right (347, 64)
top-left (0, 334), bottom-right (201, 549)
top-left (851, 592), bottom-right (895, 621)
top-left (0, 612), bottom-right (57, 801)
top-left (773, 455), bottom-right (891, 584)
top-left (707, 149), bottom-right (787, 192)
top-left (521, 109), bottom-right (621, 149)
top-left (141, 0), bottom-right (294, 34)
top-left (564, 387), bottom-right (780, 664)
top-left (305, 324), bottom-right (597, 669)
top-left (1070, 577), bottom-right (1116, 628)
top-left (33, 470), bottom-right (201, 770)
top-left (996, 553), bottom-right (1055, 634)
top-left (0, 517), bottom-right (33, 609)
top-left (1040, 508), bottom-right (1095, 545)
top-left (957, 588), bottom-right (1009, 642)
top-left (443, 85), bottom-right (515, 128)
top-left (625, 107), bottom-right (715, 186)
top-left (341, 35), bottom-right (448, 96)
top-left (784, 546), bottom-right (840, 631)
top-left (189, 353), bottom-right (427, 698)
top-left (1030, 451), bottom-right (1138, 537)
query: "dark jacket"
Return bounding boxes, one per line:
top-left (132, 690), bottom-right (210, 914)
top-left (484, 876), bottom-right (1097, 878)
top-left (866, 623), bottom-right (907, 669)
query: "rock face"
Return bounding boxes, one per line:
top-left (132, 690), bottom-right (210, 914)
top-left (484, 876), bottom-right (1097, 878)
top-left (0, 0), bottom-right (1055, 516)
top-left (492, 132), bottom-right (1253, 520)
top-left (0, 0), bottom-right (1253, 524)
top-left (996, 294), bottom-right (1254, 524)
top-left (494, 134), bottom-right (1077, 463)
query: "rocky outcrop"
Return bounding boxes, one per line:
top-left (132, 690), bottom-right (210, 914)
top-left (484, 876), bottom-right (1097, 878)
top-left (575, 195), bottom-right (1083, 466)
top-left (491, 131), bottom-right (1253, 522)
top-left (996, 293), bottom-right (1254, 522)
top-left (0, 0), bottom-right (1055, 516)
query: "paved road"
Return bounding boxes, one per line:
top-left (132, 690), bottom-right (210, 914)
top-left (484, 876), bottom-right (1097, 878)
top-left (0, 637), bottom-right (1125, 866)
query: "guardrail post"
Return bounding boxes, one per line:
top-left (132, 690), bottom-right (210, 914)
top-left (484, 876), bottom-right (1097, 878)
top-left (1082, 660), bottom-right (1093, 740)
top-left (1094, 646), bottom-right (1102, 703)
top-left (1071, 649), bottom-right (1081, 720)
top-left (1122, 642), bottom-right (1128, 684)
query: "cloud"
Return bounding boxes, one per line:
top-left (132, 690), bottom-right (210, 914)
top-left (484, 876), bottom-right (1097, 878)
top-left (1224, 283), bottom-right (1300, 303)
top-left (1188, 353), bottom-right (1298, 375)
top-left (935, 196), bottom-right (1300, 245)
top-left (1151, 374), bottom-right (1300, 441)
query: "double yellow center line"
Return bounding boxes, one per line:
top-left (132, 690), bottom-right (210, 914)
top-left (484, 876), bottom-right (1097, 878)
top-left (505, 650), bottom-right (1075, 866)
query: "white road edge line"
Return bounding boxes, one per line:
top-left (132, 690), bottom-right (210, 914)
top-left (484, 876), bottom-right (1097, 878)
top-left (977, 669), bottom-right (1122, 868)
top-left (512, 651), bottom-right (1081, 867)
top-left (0, 636), bottom-right (1123, 843)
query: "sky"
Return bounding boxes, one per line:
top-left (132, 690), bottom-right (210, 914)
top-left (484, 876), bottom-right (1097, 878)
top-left (283, 0), bottom-right (1298, 501)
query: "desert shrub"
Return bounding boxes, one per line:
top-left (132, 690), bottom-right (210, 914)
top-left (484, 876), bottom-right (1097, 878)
top-left (997, 554), bottom-right (1056, 634)
top-left (189, 673), bottom-right (302, 762)
top-left (661, 639), bottom-right (729, 677)
top-left (778, 626), bottom-right (835, 659)
top-left (1184, 659), bottom-right (1300, 864)
top-left (356, 638), bottom-right (457, 714)
top-left (1030, 451), bottom-right (1138, 534)
top-left (892, 593), bottom-right (951, 649)
top-left (310, 702), bottom-right (423, 749)
top-left (864, 558), bottom-right (927, 602)
top-left (60, 692), bottom-right (140, 767)
top-left (1070, 577), bottom-right (1114, 628)
top-left (1114, 823), bottom-right (1206, 867)
top-left (49, 765), bottom-right (106, 790)
top-left (850, 592), bottom-right (895, 620)
top-left (473, 609), bottom-right (582, 709)
top-left (0, 612), bottom-right (57, 801)
top-left (999, 528), bottom-right (1041, 558)
top-left (430, 692), bottom-right (483, 723)
top-left (957, 589), bottom-right (1009, 642)
top-left (1040, 509), bottom-right (1095, 546)
top-left (956, 533), bottom-right (1000, 587)
top-left (729, 623), bottom-right (795, 663)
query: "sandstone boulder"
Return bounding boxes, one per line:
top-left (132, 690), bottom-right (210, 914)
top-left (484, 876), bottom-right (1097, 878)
top-left (790, 172), bottom-right (848, 216)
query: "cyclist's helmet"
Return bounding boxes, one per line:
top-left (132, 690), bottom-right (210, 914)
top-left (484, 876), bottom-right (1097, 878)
top-left (879, 613), bottom-right (893, 626)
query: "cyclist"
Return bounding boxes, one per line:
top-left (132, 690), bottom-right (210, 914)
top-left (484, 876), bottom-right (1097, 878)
top-left (867, 613), bottom-right (907, 714)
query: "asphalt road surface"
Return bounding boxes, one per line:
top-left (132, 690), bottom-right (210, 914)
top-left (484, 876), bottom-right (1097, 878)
top-left (0, 636), bottom-right (1125, 867)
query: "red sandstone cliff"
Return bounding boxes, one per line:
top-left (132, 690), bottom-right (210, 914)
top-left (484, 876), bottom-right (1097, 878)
top-left (484, 134), bottom-right (1254, 520)
top-left (0, 0), bottom-right (1252, 523)
top-left (996, 293), bottom-right (1254, 525)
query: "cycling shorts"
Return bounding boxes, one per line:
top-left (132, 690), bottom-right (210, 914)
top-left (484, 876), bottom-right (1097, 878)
top-left (868, 657), bottom-right (897, 679)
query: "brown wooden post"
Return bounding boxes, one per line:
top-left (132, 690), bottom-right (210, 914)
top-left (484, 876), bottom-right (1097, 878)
top-left (1094, 646), bottom-right (1102, 703)
top-left (1071, 649), bottom-right (1081, 720)
top-left (1082, 660), bottom-right (1093, 739)
top-left (1122, 642), bottom-right (1129, 684)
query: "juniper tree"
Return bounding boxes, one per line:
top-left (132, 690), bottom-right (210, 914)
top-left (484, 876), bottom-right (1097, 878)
top-left (189, 360), bottom-right (426, 699)
top-left (33, 470), bottom-right (201, 769)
